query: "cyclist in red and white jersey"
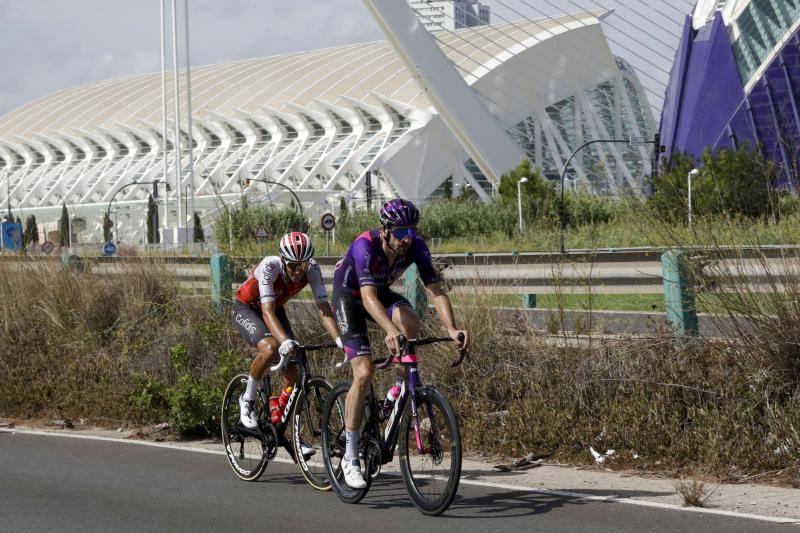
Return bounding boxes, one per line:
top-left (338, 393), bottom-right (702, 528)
top-left (231, 232), bottom-right (341, 435)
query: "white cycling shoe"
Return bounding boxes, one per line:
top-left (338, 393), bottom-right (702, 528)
top-left (300, 440), bottom-right (316, 458)
top-left (342, 459), bottom-right (367, 489)
top-left (238, 394), bottom-right (258, 429)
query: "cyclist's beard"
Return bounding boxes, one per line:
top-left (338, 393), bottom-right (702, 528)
top-left (384, 231), bottom-right (408, 257)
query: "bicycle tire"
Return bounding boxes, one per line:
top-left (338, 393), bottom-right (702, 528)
top-left (398, 386), bottom-right (462, 516)
top-left (221, 373), bottom-right (270, 481)
top-left (320, 381), bottom-right (372, 504)
top-left (292, 376), bottom-right (334, 491)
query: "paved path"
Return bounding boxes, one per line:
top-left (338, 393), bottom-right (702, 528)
top-left (1, 430), bottom-right (796, 532)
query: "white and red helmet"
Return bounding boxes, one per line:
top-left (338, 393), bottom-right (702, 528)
top-left (279, 231), bottom-right (314, 262)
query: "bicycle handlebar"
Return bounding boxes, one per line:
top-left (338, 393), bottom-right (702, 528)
top-left (270, 341), bottom-right (339, 372)
top-left (374, 333), bottom-right (468, 370)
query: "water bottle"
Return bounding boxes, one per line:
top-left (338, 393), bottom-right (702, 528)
top-left (278, 386), bottom-right (293, 411)
top-left (269, 396), bottom-right (280, 424)
top-left (382, 385), bottom-right (400, 419)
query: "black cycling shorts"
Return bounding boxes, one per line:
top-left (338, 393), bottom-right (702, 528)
top-left (332, 287), bottom-right (412, 360)
top-left (231, 300), bottom-right (295, 348)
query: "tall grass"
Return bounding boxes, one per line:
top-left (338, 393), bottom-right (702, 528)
top-left (2, 204), bottom-right (799, 481)
top-left (0, 259), bottom-right (247, 432)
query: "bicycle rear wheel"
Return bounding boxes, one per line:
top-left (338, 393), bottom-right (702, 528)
top-left (320, 381), bottom-right (371, 504)
top-left (398, 386), bottom-right (462, 516)
top-left (292, 376), bottom-right (333, 491)
top-left (221, 373), bottom-right (270, 481)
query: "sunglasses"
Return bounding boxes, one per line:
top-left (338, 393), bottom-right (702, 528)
top-left (390, 226), bottom-right (417, 240)
top-left (285, 260), bottom-right (309, 270)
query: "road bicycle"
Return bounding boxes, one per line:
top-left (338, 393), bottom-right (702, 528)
top-left (221, 340), bottom-right (336, 489)
top-left (321, 334), bottom-right (467, 516)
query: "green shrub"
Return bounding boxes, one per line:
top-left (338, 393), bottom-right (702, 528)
top-left (648, 146), bottom-right (782, 222)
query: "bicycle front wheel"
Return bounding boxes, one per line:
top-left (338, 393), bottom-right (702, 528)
top-left (292, 376), bottom-right (333, 491)
top-left (321, 381), bottom-right (371, 504)
top-left (221, 373), bottom-right (270, 481)
top-left (398, 386), bottom-right (462, 516)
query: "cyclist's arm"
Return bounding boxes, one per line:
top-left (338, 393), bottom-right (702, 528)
top-left (307, 259), bottom-right (340, 342)
top-left (261, 300), bottom-right (291, 345)
top-left (316, 302), bottom-right (341, 342)
top-left (360, 284), bottom-right (402, 337)
top-left (425, 282), bottom-right (469, 349)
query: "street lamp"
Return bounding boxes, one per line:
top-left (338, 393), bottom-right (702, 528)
top-left (559, 136), bottom-right (660, 254)
top-left (105, 180), bottom-right (168, 243)
top-left (688, 168), bottom-right (699, 228)
top-left (517, 177), bottom-right (528, 231)
top-left (244, 178), bottom-right (306, 231)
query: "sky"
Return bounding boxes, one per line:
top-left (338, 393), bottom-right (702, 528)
top-left (0, 0), bottom-right (692, 119)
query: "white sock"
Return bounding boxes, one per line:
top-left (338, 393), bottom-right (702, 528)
top-left (345, 429), bottom-right (360, 462)
top-left (244, 376), bottom-right (258, 401)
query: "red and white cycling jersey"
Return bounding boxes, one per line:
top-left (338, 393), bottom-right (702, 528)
top-left (235, 256), bottom-right (327, 309)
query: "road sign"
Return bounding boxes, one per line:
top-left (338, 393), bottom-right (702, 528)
top-left (103, 241), bottom-right (117, 256)
top-left (254, 225), bottom-right (269, 244)
top-left (41, 241), bottom-right (55, 255)
top-left (0, 222), bottom-right (23, 252)
top-left (320, 212), bottom-right (336, 232)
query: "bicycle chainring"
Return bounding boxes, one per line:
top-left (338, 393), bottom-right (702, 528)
top-left (366, 438), bottom-right (382, 479)
top-left (262, 423), bottom-right (278, 460)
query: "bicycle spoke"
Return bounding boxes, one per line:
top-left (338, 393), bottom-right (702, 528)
top-left (399, 387), bottom-right (461, 516)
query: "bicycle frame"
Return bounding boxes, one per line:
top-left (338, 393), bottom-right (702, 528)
top-left (242, 342), bottom-right (334, 460)
top-left (367, 350), bottom-right (446, 465)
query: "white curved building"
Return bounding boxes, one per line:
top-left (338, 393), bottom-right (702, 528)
top-left (0, 11), bottom-right (655, 242)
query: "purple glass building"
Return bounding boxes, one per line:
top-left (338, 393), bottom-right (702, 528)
top-left (659, 1), bottom-right (800, 188)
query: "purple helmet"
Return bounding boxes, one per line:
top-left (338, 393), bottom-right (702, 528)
top-left (379, 198), bottom-right (419, 227)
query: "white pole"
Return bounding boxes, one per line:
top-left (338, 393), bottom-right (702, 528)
top-left (184, 0), bottom-right (196, 228)
top-left (517, 177), bottom-right (528, 231)
top-left (171, 0), bottom-right (183, 241)
top-left (688, 169), bottom-right (698, 228)
top-left (159, 0), bottom-right (170, 237)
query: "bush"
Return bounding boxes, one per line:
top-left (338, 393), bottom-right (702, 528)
top-left (214, 205), bottom-right (307, 251)
top-left (0, 260), bottom-right (248, 436)
top-left (649, 146), bottom-right (782, 222)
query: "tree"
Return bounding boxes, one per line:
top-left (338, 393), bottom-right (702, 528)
top-left (59, 203), bottom-right (70, 247)
top-left (442, 177), bottom-right (453, 200)
top-left (193, 212), bottom-right (204, 242)
top-left (103, 212), bottom-right (113, 243)
top-left (498, 159), bottom-right (557, 224)
top-left (23, 215), bottom-right (38, 245)
top-left (648, 145), bottom-right (780, 222)
top-left (339, 196), bottom-right (348, 216)
top-left (146, 194), bottom-right (160, 244)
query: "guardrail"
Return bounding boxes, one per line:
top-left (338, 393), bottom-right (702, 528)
top-left (3, 246), bottom-right (797, 337)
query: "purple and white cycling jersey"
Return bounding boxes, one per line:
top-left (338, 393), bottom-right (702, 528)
top-left (333, 228), bottom-right (439, 294)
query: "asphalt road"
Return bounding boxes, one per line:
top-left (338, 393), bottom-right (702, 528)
top-left (0, 432), bottom-right (786, 532)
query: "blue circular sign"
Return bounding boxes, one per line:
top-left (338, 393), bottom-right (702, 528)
top-left (103, 241), bottom-right (117, 256)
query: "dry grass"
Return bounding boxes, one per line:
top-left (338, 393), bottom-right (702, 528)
top-left (0, 258), bottom-right (248, 424)
top-left (676, 476), bottom-right (715, 507)
top-left (2, 217), bottom-right (800, 481)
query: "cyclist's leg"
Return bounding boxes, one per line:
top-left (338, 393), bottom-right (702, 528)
top-left (333, 289), bottom-right (373, 474)
top-left (232, 301), bottom-right (275, 401)
top-left (383, 290), bottom-right (420, 382)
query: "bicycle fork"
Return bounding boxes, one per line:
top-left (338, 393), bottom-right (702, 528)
top-left (407, 363), bottom-right (426, 454)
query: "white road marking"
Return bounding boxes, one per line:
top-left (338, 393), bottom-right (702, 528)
top-left (2, 428), bottom-right (798, 525)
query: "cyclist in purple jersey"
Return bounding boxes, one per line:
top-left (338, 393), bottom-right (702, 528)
top-left (331, 198), bottom-right (469, 489)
